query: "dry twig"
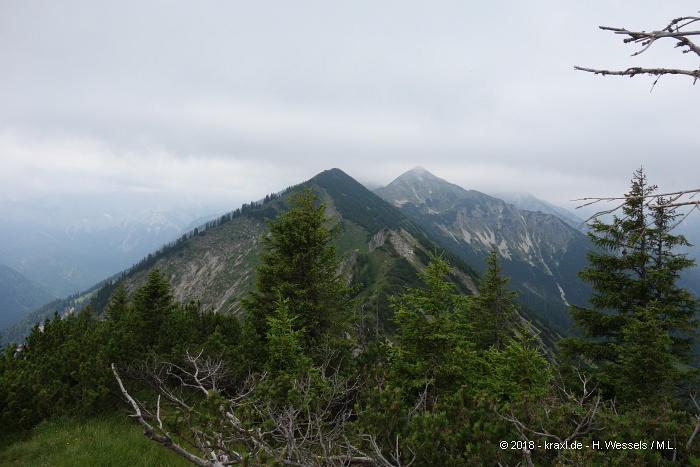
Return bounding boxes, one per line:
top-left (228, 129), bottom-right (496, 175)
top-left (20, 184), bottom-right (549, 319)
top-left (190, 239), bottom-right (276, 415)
top-left (575, 14), bottom-right (700, 84)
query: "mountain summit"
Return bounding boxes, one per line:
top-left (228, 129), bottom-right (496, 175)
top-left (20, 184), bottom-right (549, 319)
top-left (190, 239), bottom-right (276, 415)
top-left (375, 167), bottom-right (591, 332)
top-left (374, 166), bottom-right (469, 214)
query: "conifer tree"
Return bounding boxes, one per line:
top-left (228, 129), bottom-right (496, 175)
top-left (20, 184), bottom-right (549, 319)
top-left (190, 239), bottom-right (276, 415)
top-left (105, 283), bottom-right (129, 322)
top-left (265, 291), bottom-right (311, 376)
top-left (242, 187), bottom-right (355, 364)
top-left (483, 329), bottom-right (552, 402)
top-left (560, 168), bottom-right (699, 404)
top-left (129, 268), bottom-right (177, 350)
top-left (389, 254), bottom-right (475, 401)
top-left (472, 249), bottom-right (519, 350)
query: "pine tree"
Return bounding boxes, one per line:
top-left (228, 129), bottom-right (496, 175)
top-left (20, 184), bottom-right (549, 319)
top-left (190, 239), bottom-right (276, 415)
top-left (389, 254), bottom-right (475, 401)
top-left (242, 187), bottom-right (355, 364)
top-left (129, 268), bottom-right (177, 350)
top-left (560, 168), bottom-right (699, 404)
top-left (472, 249), bottom-right (519, 350)
top-left (105, 283), bottom-right (129, 322)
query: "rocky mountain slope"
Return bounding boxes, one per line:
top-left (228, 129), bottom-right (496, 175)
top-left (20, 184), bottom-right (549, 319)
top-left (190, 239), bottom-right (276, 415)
top-left (114, 169), bottom-right (479, 322)
top-left (489, 191), bottom-right (585, 230)
top-left (374, 167), bottom-right (591, 332)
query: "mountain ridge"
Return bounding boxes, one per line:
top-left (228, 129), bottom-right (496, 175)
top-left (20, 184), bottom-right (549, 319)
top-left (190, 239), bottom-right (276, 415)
top-left (0, 264), bottom-right (56, 330)
top-left (374, 167), bottom-right (591, 332)
top-left (2, 168), bottom-right (577, 350)
top-left (489, 191), bottom-right (585, 230)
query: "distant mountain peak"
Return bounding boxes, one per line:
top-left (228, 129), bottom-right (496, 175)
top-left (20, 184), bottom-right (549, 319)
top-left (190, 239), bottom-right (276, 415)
top-left (374, 167), bottom-right (471, 213)
top-left (407, 166), bottom-right (429, 175)
top-left (374, 169), bottom-right (591, 337)
top-left (400, 166), bottom-right (445, 183)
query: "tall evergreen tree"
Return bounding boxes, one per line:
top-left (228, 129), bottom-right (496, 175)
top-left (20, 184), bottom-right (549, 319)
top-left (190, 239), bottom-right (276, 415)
top-left (560, 168), bottom-right (699, 404)
top-left (105, 283), bottom-right (129, 322)
top-left (389, 254), bottom-right (475, 401)
top-left (242, 187), bottom-right (356, 364)
top-left (472, 249), bottom-right (519, 350)
top-left (648, 196), bottom-right (699, 362)
top-left (129, 268), bottom-right (177, 350)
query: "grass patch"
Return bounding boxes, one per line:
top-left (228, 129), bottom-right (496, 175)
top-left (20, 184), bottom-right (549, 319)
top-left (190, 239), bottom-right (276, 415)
top-left (0, 414), bottom-right (191, 467)
top-left (334, 220), bottom-right (370, 254)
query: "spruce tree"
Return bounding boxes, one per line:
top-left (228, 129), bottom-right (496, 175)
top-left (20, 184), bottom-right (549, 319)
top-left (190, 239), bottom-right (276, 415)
top-left (389, 254), bottom-right (475, 401)
top-left (472, 249), bottom-right (519, 350)
top-left (105, 283), bottom-right (129, 322)
top-left (129, 268), bottom-right (177, 351)
top-left (242, 187), bottom-right (355, 364)
top-left (560, 168), bottom-right (699, 404)
top-left (265, 291), bottom-right (311, 376)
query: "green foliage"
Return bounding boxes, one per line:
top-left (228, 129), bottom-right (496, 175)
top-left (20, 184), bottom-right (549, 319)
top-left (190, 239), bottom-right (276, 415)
top-left (265, 291), bottom-right (311, 376)
top-left (561, 168), bottom-right (700, 404)
top-left (389, 253), bottom-right (476, 401)
top-left (354, 384), bottom-right (519, 466)
top-left (129, 268), bottom-right (177, 350)
top-left (243, 187), bottom-right (356, 367)
top-left (104, 283), bottom-right (129, 322)
top-left (0, 307), bottom-right (113, 431)
top-left (615, 305), bottom-right (677, 404)
top-left (482, 331), bottom-right (553, 402)
top-left (471, 249), bottom-right (519, 350)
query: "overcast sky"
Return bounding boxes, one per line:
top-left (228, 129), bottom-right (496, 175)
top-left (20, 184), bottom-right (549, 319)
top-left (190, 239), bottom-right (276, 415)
top-left (1, 1), bottom-right (699, 214)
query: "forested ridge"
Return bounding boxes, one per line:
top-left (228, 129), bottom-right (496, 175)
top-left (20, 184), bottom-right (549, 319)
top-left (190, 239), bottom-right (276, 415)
top-left (2, 171), bottom-right (700, 466)
top-left (0, 265), bottom-right (57, 330)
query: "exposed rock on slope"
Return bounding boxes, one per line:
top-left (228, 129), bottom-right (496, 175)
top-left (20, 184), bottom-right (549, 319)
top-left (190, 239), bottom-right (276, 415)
top-left (375, 167), bottom-right (591, 332)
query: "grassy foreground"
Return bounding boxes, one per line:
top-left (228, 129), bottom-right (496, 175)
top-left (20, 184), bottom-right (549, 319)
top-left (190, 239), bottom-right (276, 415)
top-left (0, 415), bottom-right (191, 466)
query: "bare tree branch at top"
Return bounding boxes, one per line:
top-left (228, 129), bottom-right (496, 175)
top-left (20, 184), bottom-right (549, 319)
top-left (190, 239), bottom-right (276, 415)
top-left (575, 14), bottom-right (700, 84)
top-left (574, 187), bottom-right (700, 226)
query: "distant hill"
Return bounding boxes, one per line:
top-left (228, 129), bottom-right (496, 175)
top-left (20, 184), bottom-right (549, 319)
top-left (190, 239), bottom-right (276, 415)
top-left (0, 281), bottom-right (106, 347)
top-left (0, 265), bottom-right (56, 330)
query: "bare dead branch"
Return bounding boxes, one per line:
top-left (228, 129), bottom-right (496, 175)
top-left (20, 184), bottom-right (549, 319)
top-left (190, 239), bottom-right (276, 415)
top-left (687, 393), bottom-right (700, 450)
top-left (574, 66), bottom-right (700, 82)
top-left (575, 13), bottom-right (700, 84)
top-left (112, 363), bottom-right (222, 466)
top-left (575, 188), bottom-right (700, 203)
top-left (573, 188), bottom-right (700, 225)
top-left (114, 354), bottom-right (395, 467)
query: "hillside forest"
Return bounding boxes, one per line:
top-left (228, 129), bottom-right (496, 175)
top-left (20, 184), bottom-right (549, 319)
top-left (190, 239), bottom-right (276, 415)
top-left (2, 169), bottom-right (700, 466)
